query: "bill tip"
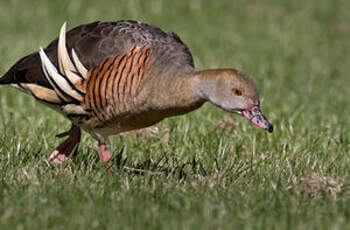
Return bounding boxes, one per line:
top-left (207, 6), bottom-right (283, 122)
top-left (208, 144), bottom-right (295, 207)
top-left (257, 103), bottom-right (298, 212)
top-left (267, 124), bottom-right (274, 133)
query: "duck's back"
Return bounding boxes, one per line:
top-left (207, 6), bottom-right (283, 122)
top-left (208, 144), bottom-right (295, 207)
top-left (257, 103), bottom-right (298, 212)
top-left (0, 20), bottom-right (195, 88)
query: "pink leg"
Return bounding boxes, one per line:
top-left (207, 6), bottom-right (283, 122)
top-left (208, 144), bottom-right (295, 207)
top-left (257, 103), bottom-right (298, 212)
top-left (48, 125), bottom-right (81, 165)
top-left (98, 143), bottom-right (113, 168)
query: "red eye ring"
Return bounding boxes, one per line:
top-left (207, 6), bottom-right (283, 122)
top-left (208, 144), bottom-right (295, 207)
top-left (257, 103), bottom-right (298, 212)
top-left (233, 88), bottom-right (243, 96)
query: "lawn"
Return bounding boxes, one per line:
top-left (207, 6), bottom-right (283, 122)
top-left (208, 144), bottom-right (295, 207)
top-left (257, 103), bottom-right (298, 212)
top-left (0, 0), bottom-right (349, 229)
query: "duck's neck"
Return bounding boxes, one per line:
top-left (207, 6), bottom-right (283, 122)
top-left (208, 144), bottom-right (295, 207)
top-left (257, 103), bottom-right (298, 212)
top-left (143, 70), bottom-right (218, 116)
top-left (190, 69), bottom-right (221, 100)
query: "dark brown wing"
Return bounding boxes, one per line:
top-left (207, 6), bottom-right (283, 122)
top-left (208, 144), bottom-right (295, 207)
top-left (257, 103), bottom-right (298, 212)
top-left (0, 20), bottom-right (194, 88)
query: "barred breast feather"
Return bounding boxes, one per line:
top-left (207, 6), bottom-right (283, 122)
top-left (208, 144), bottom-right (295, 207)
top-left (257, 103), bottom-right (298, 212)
top-left (84, 45), bottom-right (152, 122)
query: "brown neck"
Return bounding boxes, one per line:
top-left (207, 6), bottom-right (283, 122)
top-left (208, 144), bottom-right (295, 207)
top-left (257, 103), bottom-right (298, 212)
top-left (168, 73), bottom-right (206, 115)
top-left (140, 70), bottom-right (207, 117)
top-left (191, 69), bottom-right (220, 100)
top-left (151, 69), bottom-right (226, 112)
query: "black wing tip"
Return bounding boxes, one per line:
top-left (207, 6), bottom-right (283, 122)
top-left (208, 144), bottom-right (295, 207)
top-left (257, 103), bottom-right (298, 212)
top-left (0, 67), bottom-right (28, 85)
top-left (0, 71), bottom-right (12, 85)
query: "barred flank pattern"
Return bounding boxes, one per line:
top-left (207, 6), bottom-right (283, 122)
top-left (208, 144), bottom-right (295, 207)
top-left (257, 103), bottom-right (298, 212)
top-left (85, 46), bottom-right (152, 120)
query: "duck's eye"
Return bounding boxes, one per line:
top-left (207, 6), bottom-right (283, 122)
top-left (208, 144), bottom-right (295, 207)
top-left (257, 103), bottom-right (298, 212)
top-left (233, 88), bottom-right (243, 96)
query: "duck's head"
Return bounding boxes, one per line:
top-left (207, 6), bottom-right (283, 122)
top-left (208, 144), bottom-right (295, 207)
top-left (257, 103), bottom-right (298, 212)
top-left (194, 69), bottom-right (273, 133)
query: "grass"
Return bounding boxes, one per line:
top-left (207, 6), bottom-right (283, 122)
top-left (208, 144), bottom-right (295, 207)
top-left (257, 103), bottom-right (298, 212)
top-left (0, 0), bottom-right (349, 229)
